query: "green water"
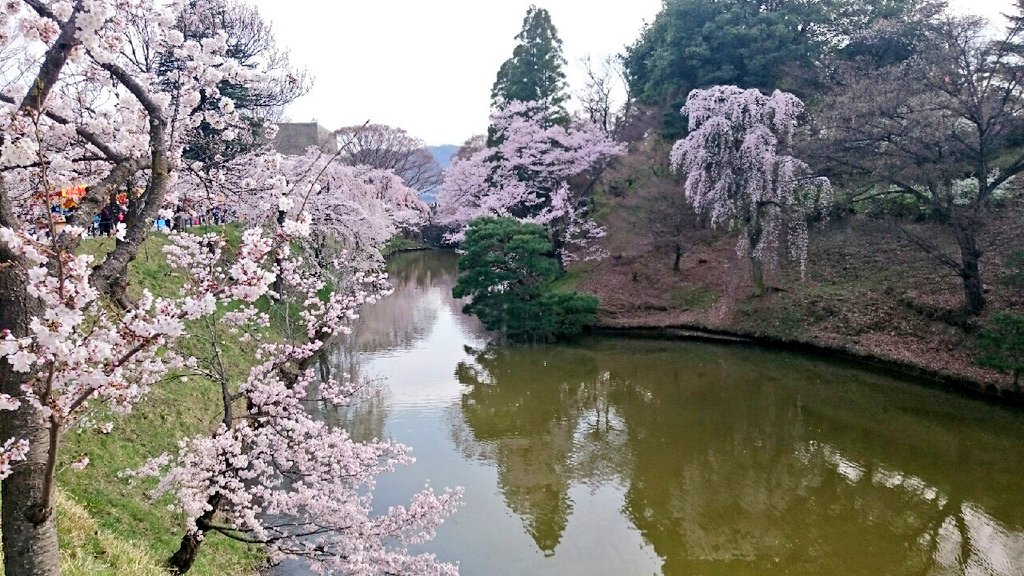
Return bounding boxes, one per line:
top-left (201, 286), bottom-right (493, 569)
top-left (333, 250), bottom-right (1024, 576)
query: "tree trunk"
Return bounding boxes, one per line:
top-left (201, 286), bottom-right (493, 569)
top-left (1, 261), bottom-right (60, 576)
top-left (90, 196), bottom-right (158, 304)
top-left (672, 242), bottom-right (682, 272)
top-left (550, 224), bottom-right (566, 272)
top-left (748, 218), bottom-right (766, 296)
top-left (750, 253), bottom-right (766, 296)
top-left (167, 494), bottom-right (221, 575)
top-left (91, 127), bottom-right (170, 303)
top-left (954, 223), bottom-right (985, 315)
top-left (168, 530), bottom-right (203, 575)
top-left (272, 208), bottom-right (286, 298)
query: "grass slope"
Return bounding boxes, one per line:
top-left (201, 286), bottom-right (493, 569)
top-left (2, 230), bottom-right (264, 575)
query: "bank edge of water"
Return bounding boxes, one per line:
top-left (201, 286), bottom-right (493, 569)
top-left (592, 322), bottom-right (1024, 409)
top-left (381, 241), bottom-right (435, 259)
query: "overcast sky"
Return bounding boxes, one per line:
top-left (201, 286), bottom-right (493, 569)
top-left (250, 0), bottom-right (1016, 146)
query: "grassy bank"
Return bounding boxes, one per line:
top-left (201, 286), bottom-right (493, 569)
top-left (2, 231), bottom-right (264, 575)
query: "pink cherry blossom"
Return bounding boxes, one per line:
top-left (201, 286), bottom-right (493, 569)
top-left (436, 99), bottom-right (623, 262)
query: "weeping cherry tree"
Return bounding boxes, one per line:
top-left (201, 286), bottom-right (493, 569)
top-left (669, 86), bottom-right (831, 295)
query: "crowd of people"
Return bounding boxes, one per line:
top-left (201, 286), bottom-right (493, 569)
top-left (79, 199), bottom-right (235, 235)
top-left (150, 202), bottom-right (234, 233)
top-left (45, 194), bottom-right (236, 238)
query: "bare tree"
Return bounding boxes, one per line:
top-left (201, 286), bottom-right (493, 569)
top-left (453, 134), bottom-right (487, 163)
top-left (334, 124), bottom-right (442, 193)
top-left (577, 55), bottom-right (615, 133)
top-left (644, 179), bottom-right (700, 271)
top-left (577, 54), bottom-right (629, 135)
top-left (814, 9), bottom-right (1024, 314)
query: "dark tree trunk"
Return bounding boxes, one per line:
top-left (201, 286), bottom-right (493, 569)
top-left (272, 208), bottom-right (287, 298)
top-left (954, 222), bottom-right (985, 315)
top-left (672, 242), bottom-right (682, 272)
top-left (167, 494), bottom-right (222, 575)
top-left (750, 253), bottom-right (766, 296)
top-left (91, 189), bottom-right (156, 302)
top-left (550, 222), bottom-right (566, 272)
top-left (1, 18), bottom-right (78, 571)
top-left (748, 217), bottom-right (766, 296)
top-left (168, 529), bottom-right (203, 575)
top-left (90, 122), bottom-right (170, 304)
top-left (1, 261), bottom-right (60, 576)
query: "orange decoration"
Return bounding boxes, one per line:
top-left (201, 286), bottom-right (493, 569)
top-left (47, 183), bottom-right (87, 210)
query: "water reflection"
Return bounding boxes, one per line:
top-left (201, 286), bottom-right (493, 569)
top-left (452, 339), bottom-right (1024, 575)
top-left (317, 251), bottom-right (1024, 576)
top-left (454, 346), bottom-right (608, 553)
top-left (355, 251), bottom-right (457, 354)
top-left (323, 251), bottom-right (488, 442)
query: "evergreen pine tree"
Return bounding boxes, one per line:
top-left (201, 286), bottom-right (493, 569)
top-left (452, 218), bottom-right (597, 342)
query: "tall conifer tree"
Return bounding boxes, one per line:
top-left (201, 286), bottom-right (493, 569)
top-left (491, 5), bottom-right (569, 129)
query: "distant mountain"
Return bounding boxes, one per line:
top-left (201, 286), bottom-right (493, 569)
top-left (427, 144), bottom-right (459, 170)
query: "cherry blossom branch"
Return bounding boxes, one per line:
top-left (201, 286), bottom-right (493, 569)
top-left (0, 95), bottom-right (127, 162)
top-left (16, 2), bottom-right (82, 116)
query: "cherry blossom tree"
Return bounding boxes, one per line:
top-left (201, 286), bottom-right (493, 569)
top-left (0, 3), bottom-right (454, 575)
top-left (669, 85), bottom-right (831, 295)
top-left (278, 150), bottom-right (430, 245)
top-left (175, 145), bottom-right (430, 266)
top-left (436, 100), bottom-right (623, 263)
top-left (127, 213), bottom-right (459, 575)
top-left (0, 1), bottom-right (251, 570)
top-left (1, 209), bottom-right (461, 576)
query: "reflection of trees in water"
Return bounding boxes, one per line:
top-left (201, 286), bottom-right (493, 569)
top-left (317, 378), bottom-right (390, 445)
top-left (612, 349), bottom-right (818, 573)
top-left (313, 347), bottom-right (390, 443)
top-left (567, 369), bottom-right (632, 488)
top-left (350, 250), bottom-right (487, 354)
top-left (452, 344), bottom-right (631, 554)
top-left (451, 339), bottom-right (1024, 574)
top-left (321, 251), bottom-right (471, 442)
top-left (403, 251), bottom-right (489, 339)
top-left (440, 284), bottom-right (488, 339)
top-left (799, 441), bottom-right (1024, 576)
top-left (352, 268), bottom-right (442, 355)
top-left (328, 251), bottom-right (1024, 573)
top-left (606, 344), bottom-right (1024, 576)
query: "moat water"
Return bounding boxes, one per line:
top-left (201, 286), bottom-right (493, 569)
top-left (285, 250), bottom-right (1024, 576)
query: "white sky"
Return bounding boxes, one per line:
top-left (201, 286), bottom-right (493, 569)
top-left (250, 0), bottom-right (1016, 146)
